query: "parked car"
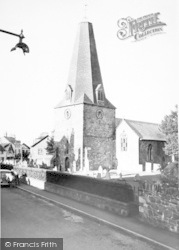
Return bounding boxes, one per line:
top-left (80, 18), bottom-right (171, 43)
top-left (0, 169), bottom-right (12, 187)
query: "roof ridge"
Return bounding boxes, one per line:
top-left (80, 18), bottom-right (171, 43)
top-left (31, 135), bottom-right (49, 147)
top-left (124, 118), bottom-right (160, 126)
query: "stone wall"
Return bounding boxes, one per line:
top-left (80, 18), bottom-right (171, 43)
top-left (139, 191), bottom-right (179, 234)
top-left (84, 104), bottom-right (116, 170)
top-left (45, 182), bottom-right (138, 217)
top-left (14, 166), bottom-right (47, 189)
top-left (13, 166), bottom-right (138, 217)
top-left (139, 140), bottom-right (167, 168)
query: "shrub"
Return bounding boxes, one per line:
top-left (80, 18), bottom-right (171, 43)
top-left (0, 163), bottom-right (13, 170)
top-left (160, 162), bottom-right (178, 188)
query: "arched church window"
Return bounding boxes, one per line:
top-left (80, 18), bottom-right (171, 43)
top-left (120, 132), bottom-right (127, 151)
top-left (147, 144), bottom-right (152, 161)
top-left (65, 140), bottom-right (69, 155)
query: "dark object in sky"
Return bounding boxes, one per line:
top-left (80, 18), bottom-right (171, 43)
top-left (11, 42), bottom-right (29, 55)
top-left (0, 29), bottom-right (29, 55)
top-left (10, 30), bottom-right (29, 55)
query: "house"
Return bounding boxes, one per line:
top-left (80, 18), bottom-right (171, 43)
top-left (0, 136), bottom-right (15, 163)
top-left (30, 134), bottom-right (53, 167)
top-left (0, 144), bottom-right (6, 162)
top-left (0, 143), bottom-right (15, 164)
top-left (116, 118), bottom-right (169, 176)
top-left (22, 143), bottom-right (30, 155)
top-left (5, 136), bottom-right (21, 157)
top-left (0, 136), bottom-right (30, 164)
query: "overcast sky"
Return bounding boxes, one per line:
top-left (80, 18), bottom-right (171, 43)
top-left (0, 0), bottom-right (178, 146)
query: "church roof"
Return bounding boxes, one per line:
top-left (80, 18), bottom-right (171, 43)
top-left (116, 118), bottom-right (166, 141)
top-left (55, 21), bottom-right (115, 109)
top-left (115, 118), bottom-right (122, 127)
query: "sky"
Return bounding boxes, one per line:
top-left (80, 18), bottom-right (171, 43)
top-left (0, 0), bottom-right (178, 146)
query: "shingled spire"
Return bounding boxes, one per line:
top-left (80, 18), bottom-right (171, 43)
top-left (56, 21), bottom-right (115, 109)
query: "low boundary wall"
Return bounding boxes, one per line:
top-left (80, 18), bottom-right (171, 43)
top-left (14, 166), bottom-right (46, 190)
top-left (45, 182), bottom-right (138, 217)
top-left (14, 167), bottom-right (139, 217)
top-left (139, 191), bottom-right (179, 234)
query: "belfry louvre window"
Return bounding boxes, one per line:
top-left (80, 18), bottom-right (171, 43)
top-left (96, 84), bottom-right (104, 103)
top-left (98, 90), bottom-right (104, 101)
top-left (120, 132), bottom-right (127, 151)
top-left (65, 85), bottom-right (73, 100)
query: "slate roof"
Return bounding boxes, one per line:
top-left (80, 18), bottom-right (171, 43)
top-left (22, 143), bottom-right (30, 149)
top-left (55, 22), bottom-right (115, 110)
top-left (31, 135), bottom-right (49, 148)
top-left (116, 118), bottom-right (166, 141)
top-left (115, 118), bottom-right (122, 128)
top-left (5, 136), bottom-right (16, 144)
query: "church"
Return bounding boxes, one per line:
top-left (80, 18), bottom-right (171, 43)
top-left (54, 21), bottom-right (116, 172)
top-left (53, 21), bottom-right (167, 174)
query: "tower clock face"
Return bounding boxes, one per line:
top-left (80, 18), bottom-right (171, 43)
top-left (96, 109), bottom-right (103, 119)
top-left (64, 109), bottom-right (71, 119)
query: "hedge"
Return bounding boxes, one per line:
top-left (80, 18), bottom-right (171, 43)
top-left (0, 164), bottom-right (13, 170)
top-left (46, 171), bottom-right (134, 202)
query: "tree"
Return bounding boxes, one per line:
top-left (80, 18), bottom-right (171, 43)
top-left (160, 105), bottom-right (178, 189)
top-left (54, 147), bottom-right (61, 171)
top-left (22, 150), bottom-right (30, 161)
top-left (46, 137), bottom-right (61, 170)
top-left (46, 137), bottom-right (56, 155)
top-left (160, 162), bottom-right (178, 187)
top-left (160, 105), bottom-right (178, 162)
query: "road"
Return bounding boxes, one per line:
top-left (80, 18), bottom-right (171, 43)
top-left (1, 187), bottom-right (171, 250)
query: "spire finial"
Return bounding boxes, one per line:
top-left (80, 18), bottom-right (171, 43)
top-left (83, 0), bottom-right (88, 20)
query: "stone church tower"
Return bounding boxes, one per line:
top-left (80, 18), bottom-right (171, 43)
top-left (54, 21), bottom-right (116, 172)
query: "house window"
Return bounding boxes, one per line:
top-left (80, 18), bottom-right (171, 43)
top-left (120, 132), bottom-right (127, 151)
top-left (147, 144), bottom-right (152, 161)
top-left (38, 149), bottom-right (43, 155)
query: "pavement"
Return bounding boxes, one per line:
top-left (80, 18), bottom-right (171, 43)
top-left (17, 184), bottom-right (179, 250)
